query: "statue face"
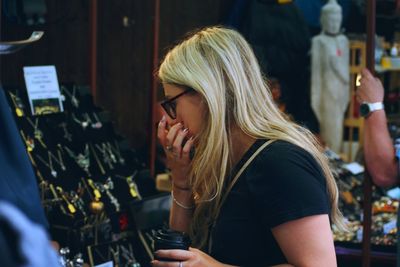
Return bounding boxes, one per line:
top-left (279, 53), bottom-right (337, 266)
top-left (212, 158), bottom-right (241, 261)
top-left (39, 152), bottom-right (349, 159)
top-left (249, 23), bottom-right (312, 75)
top-left (321, 12), bottom-right (342, 35)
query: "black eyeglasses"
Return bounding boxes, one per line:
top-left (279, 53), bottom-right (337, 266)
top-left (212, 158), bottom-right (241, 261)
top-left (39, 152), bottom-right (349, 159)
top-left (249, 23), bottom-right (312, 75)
top-left (161, 88), bottom-right (193, 119)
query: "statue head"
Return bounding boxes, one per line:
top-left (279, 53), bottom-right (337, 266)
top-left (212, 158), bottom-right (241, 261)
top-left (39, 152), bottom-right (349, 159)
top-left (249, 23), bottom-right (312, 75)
top-left (320, 0), bottom-right (342, 35)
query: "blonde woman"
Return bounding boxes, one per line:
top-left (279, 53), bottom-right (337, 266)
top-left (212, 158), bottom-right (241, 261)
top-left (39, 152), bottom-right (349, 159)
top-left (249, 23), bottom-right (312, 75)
top-left (155, 26), bottom-right (343, 267)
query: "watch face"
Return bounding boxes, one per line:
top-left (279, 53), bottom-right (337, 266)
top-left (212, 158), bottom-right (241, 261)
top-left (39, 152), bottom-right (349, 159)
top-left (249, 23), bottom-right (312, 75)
top-left (360, 103), bottom-right (370, 117)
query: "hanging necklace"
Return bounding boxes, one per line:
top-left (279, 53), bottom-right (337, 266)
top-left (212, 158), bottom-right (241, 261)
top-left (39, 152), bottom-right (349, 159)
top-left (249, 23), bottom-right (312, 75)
top-left (35, 152), bottom-right (57, 178)
top-left (49, 184), bottom-right (68, 216)
top-left (72, 113), bottom-right (90, 130)
top-left (61, 86), bottom-right (79, 108)
top-left (83, 178), bottom-right (104, 214)
top-left (116, 170), bottom-right (141, 199)
top-left (54, 146), bottom-right (67, 171)
top-left (58, 123), bottom-right (72, 142)
top-left (26, 117), bottom-right (47, 148)
top-left (19, 130), bottom-right (35, 152)
top-left (64, 145), bottom-right (91, 176)
top-left (95, 143), bottom-right (114, 170)
top-left (90, 144), bottom-right (106, 175)
top-left (8, 91), bottom-right (25, 117)
top-left (69, 190), bottom-right (87, 217)
top-left (108, 141), bottom-right (125, 165)
top-left (101, 177), bottom-right (120, 212)
top-left (56, 186), bottom-right (77, 215)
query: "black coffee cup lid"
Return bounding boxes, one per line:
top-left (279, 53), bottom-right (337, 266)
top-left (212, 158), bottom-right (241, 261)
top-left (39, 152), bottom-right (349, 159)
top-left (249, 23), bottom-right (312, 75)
top-left (154, 229), bottom-right (191, 245)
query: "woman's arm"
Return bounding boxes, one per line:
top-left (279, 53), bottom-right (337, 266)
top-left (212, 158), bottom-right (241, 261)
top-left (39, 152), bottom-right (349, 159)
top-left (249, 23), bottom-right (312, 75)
top-left (169, 186), bottom-right (194, 232)
top-left (272, 214), bottom-right (336, 267)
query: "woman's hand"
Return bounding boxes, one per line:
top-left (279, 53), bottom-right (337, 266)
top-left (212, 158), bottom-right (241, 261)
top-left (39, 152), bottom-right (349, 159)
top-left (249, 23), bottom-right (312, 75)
top-left (152, 248), bottom-right (232, 267)
top-left (158, 116), bottom-right (194, 190)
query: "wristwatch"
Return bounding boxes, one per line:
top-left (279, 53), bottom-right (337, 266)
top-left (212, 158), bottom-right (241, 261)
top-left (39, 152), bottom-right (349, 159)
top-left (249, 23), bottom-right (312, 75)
top-left (359, 102), bottom-right (384, 117)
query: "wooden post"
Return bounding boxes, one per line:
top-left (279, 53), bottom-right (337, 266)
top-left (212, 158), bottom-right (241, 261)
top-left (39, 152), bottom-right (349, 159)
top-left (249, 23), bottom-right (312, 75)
top-left (362, 1), bottom-right (376, 267)
top-left (149, 0), bottom-right (160, 177)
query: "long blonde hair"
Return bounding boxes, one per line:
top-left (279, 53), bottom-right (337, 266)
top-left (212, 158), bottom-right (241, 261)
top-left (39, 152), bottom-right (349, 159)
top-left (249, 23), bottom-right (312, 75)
top-left (158, 26), bottom-right (345, 248)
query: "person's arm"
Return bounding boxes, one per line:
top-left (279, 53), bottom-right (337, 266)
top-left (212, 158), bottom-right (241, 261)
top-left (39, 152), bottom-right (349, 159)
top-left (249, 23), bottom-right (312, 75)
top-left (169, 186), bottom-right (194, 232)
top-left (356, 69), bottom-right (398, 187)
top-left (157, 116), bottom-right (195, 232)
top-left (272, 214), bottom-right (336, 267)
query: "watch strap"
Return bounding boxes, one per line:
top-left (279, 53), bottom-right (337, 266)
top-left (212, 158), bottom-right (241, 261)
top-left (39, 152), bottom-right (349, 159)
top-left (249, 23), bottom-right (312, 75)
top-left (368, 102), bottom-right (384, 112)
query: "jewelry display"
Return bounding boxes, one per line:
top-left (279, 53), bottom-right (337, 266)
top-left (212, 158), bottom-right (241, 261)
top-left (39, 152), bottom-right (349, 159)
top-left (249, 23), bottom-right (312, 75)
top-left (64, 145), bottom-right (91, 176)
top-left (4, 85), bottom-right (154, 266)
top-left (8, 91), bottom-right (25, 117)
top-left (61, 86), bottom-right (79, 108)
top-left (56, 186), bottom-right (77, 214)
top-left (58, 122), bottom-right (72, 142)
top-left (26, 117), bottom-right (47, 148)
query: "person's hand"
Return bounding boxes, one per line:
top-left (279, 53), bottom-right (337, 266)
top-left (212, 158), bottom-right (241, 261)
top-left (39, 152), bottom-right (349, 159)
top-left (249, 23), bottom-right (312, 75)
top-left (158, 116), bottom-right (194, 190)
top-left (152, 248), bottom-right (230, 267)
top-left (356, 68), bottom-right (384, 103)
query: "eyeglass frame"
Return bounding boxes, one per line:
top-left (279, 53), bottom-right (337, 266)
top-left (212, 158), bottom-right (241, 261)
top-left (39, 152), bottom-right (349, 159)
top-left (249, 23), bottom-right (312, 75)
top-left (160, 88), bottom-right (194, 119)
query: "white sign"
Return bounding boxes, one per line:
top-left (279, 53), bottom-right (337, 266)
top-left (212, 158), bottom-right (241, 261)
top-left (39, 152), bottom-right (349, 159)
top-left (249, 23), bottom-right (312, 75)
top-left (94, 261), bottom-right (114, 267)
top-left (23, 65), bottom-right (64, 115)
top-left (343, 162), bottom-right (364, 175)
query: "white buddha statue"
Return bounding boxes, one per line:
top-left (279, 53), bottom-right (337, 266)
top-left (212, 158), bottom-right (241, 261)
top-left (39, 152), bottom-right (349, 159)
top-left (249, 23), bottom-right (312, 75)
top-left (311, 0), bottom-right (349, 153)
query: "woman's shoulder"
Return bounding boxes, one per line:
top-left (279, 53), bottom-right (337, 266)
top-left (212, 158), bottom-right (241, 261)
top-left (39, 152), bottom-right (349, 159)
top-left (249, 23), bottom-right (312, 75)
top-left (260, 139), bottom-right (315, 160)
top-left (248, 139), bottom-right (326, 185)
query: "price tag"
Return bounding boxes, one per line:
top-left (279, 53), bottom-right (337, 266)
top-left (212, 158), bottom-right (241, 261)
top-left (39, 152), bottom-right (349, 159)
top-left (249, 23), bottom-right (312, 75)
top-left (23, 65), bottom-right (64, 115)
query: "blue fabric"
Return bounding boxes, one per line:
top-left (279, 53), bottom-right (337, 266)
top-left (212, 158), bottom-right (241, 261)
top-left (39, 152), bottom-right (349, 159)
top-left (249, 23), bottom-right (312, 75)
top-left (0, 87), bottom-right (48, 228)
top-left (0, 201), bottom-right (59, 267)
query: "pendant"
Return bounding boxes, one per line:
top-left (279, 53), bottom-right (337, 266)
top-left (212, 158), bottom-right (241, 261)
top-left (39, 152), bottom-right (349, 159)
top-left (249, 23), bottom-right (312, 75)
top-left (81, 121), bottom-right (89, 129)
top-left (25, 138), bottom-right (35, 152)
top-left (15, 108), bottom-right (24, 117)
top-left (91, 122), bottom-right (102, 129)
top-left (337, 49), bottom-right (342, 57)
top-left (89, 200), bottom-right (104, 214)
top-left (71, 97), bottom-right (79, 108)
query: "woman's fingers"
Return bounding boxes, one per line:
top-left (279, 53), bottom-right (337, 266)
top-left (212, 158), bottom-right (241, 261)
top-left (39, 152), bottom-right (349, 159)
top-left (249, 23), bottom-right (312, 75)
top-left (166, 123), bottom-right (183, 149)
top-left (152, 249), bottom-right (193, 267)
top-left (155, 249), bottom-right (192, 260)
top-left (182, 137), bottom-right (194, 162)
top-left (151, 260), bottom-right (182, 267)
top-left (172, 128), bottom-right (189, 157)
top-left (157, 115), bottom-right (167, 147)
